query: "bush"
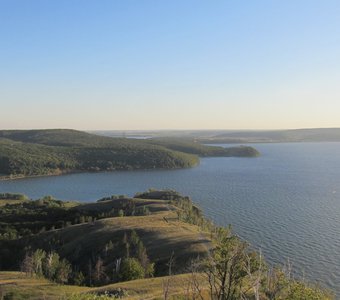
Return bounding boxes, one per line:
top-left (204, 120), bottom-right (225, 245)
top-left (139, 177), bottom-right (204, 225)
top-left (119, 258), bottom-right (144, 281)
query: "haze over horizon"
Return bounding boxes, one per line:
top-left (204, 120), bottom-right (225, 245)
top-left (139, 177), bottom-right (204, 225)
top-left (1, 1), bottom-right (340, 130)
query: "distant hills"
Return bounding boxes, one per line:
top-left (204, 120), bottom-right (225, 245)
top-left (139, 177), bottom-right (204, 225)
top-left (95, 128), bottom-right (340, 143)
top-left (201, 128), bottom-right (340, 143)
top-left (0, 129), bottom-right (258, 179)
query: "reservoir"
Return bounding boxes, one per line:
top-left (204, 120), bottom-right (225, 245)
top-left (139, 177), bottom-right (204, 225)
top-left (1, 142), bottom-right (340, 295)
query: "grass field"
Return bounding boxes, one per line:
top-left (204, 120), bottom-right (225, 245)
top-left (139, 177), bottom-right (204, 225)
top-left (0, 272), bottom-right (209, 299)
top-left (0, 272), bottom-right (90, 299)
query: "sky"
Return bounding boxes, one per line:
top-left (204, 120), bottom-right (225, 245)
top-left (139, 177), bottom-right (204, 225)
top-left (0, 0), bottom-right (340, 130)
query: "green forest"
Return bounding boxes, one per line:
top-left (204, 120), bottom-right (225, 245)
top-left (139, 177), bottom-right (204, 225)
top-left (0, 129), bottom-right (259, 179)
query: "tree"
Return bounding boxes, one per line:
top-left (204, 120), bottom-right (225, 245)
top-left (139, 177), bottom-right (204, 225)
top-left (119, 258), bottom-right (144, 281)
top-left (21, 252), bottom-right (34, 276)
top-left (265, 268), bottom-right (288, 300)
top-left (137, 241), bottom-right (154, 278)
top-left (93, 257), bottom-right (107, 285)
top-left (73, 271), bottom-right (85, 286)
top-left (130, 230), bottom-right (139, 246)
top-left (241, 250), bottom-right (264, 300)
top-left (286, 282), bottom-right (334, 300)
top-left (21, 249), bottom-right (72, 285)
top-left (203, 228), bottom-right (248, 300)
top-left (43, 251), bottom-right (60, 280)
top-left (162, 252), bottom-right (175, 300)
top-left (55, 259), bottom-right (71, 284)
top-left (183, 258), bottom-right (205, 300)
top-left (32, 249), bottom-right (46, 276)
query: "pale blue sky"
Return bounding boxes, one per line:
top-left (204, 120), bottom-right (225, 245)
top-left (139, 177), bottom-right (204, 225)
top-left (1, 0), bottom-right (340, 130)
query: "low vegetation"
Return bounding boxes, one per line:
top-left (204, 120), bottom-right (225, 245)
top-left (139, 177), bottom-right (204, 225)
top-left (0, 193), bottom-right (29, 207)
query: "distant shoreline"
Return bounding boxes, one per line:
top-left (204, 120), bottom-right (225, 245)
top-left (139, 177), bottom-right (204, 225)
top-left (201, 140), bottom-right (340, 144)
top-left (0, 169), bottom-right (78, 181)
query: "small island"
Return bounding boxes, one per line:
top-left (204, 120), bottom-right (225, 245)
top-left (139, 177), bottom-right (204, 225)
top-left (0, 129), bottom-right (259, 180)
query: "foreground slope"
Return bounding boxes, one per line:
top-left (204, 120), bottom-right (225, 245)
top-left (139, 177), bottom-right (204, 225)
top-left (0, 272), bottom-right (205, 300)
top-left (0, 272), bottom-right (90, 300)
top-left (0, 191), bottom-right (212, 279)
top-left (0, 191), bottom-right (334, 299)
top-left (20, 207), bottom-right (210, 275)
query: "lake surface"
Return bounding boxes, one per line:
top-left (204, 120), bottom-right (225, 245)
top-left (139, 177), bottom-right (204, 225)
top-left (1, 142), bottom-right (340, 295)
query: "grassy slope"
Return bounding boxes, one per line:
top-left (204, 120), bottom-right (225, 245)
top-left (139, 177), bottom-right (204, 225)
top-left (17, 202), bottom-right (210, 275)
top-left (0, 199), bottom-right (28, 207)
top-left (0, 194), bottom-right (211, 274)
top-left (0, 272), bottom-right (208, 300)
top-left (0, 193), bottom-right (29, 207)
top-left (0, 272), bottom-right (90, 299)
top-left (0, 193), bottom-right (333, 300)
top-left (0, 193), bottom-right (212, 299)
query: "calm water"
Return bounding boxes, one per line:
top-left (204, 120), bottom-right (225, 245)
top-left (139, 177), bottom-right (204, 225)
top-left (1, 143), bottom-right (340, 295)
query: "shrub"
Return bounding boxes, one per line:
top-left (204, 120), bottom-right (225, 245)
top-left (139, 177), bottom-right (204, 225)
top-left (119, 258), bottom-right (144, 281)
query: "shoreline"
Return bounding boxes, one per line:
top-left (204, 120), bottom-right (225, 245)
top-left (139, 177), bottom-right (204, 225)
top-left (0, 162), bottom-right (201, 182)
top-left (0, 170), bottom-right (80, 181)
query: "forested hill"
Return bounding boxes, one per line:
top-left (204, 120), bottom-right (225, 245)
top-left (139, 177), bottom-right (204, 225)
top-left (147, 137), bottom-right (260, 157)
top-left (0, 129), bottom-right (258, 179)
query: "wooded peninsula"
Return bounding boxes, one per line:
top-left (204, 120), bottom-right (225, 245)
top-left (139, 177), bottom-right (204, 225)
top-left (0, 129), bottom-right (259, 180)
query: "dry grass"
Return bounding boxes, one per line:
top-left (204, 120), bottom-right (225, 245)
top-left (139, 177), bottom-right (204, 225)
top-left (0, 272), bottom-right (90, 299)
top-left (93, 273), bottom-right (210, 300)
top-left (0, 272), bottom-right (210, 300)
top-left (0, 199), bottom-right (28, 207)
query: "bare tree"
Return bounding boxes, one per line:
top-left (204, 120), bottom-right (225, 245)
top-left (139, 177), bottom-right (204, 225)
top-left (93, 256), bottom-right (106, 285)
top-left (185, 258), bottom-right (205, 300)
top-left (162, 252), bottom-right (175, 300)
top-left (21, 252), bottom-right (34, 276)
top-left (88, 260), bottom-right (93, 286)
top-left (241, 250), bottom-right (263, 300)
top-left (265, 267), bottom-right (287, 300)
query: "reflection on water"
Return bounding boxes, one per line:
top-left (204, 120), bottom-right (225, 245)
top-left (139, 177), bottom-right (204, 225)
top-left (1, 143), bottom-right (340, 295)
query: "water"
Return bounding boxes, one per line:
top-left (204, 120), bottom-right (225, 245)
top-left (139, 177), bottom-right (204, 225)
top-left (1, 142), bottom-right (340, 295)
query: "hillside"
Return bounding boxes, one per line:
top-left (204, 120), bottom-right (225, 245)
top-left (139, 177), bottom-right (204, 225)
top-left (0, 272), bottom-right (206, 300)
top-left (96, 128), bottom-right (340, 143)
top-left (198, 128), bottom-right (340, 143)
top-left (0, 130), bottom-right (198, 178)
top-left (0, 190), bottom-right (212, 299)
top-left (147, 138), bottom-right (260, 157)
top-left (0, 191), bottom-right (211, 280)
top-left (0, 190), bottom-right (334, 300)
top-left (0, 129), bottom-right (259, 179)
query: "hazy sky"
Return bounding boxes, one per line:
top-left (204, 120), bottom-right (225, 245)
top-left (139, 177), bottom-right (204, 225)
top-left (1, 1), bottom-right (340, 130)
